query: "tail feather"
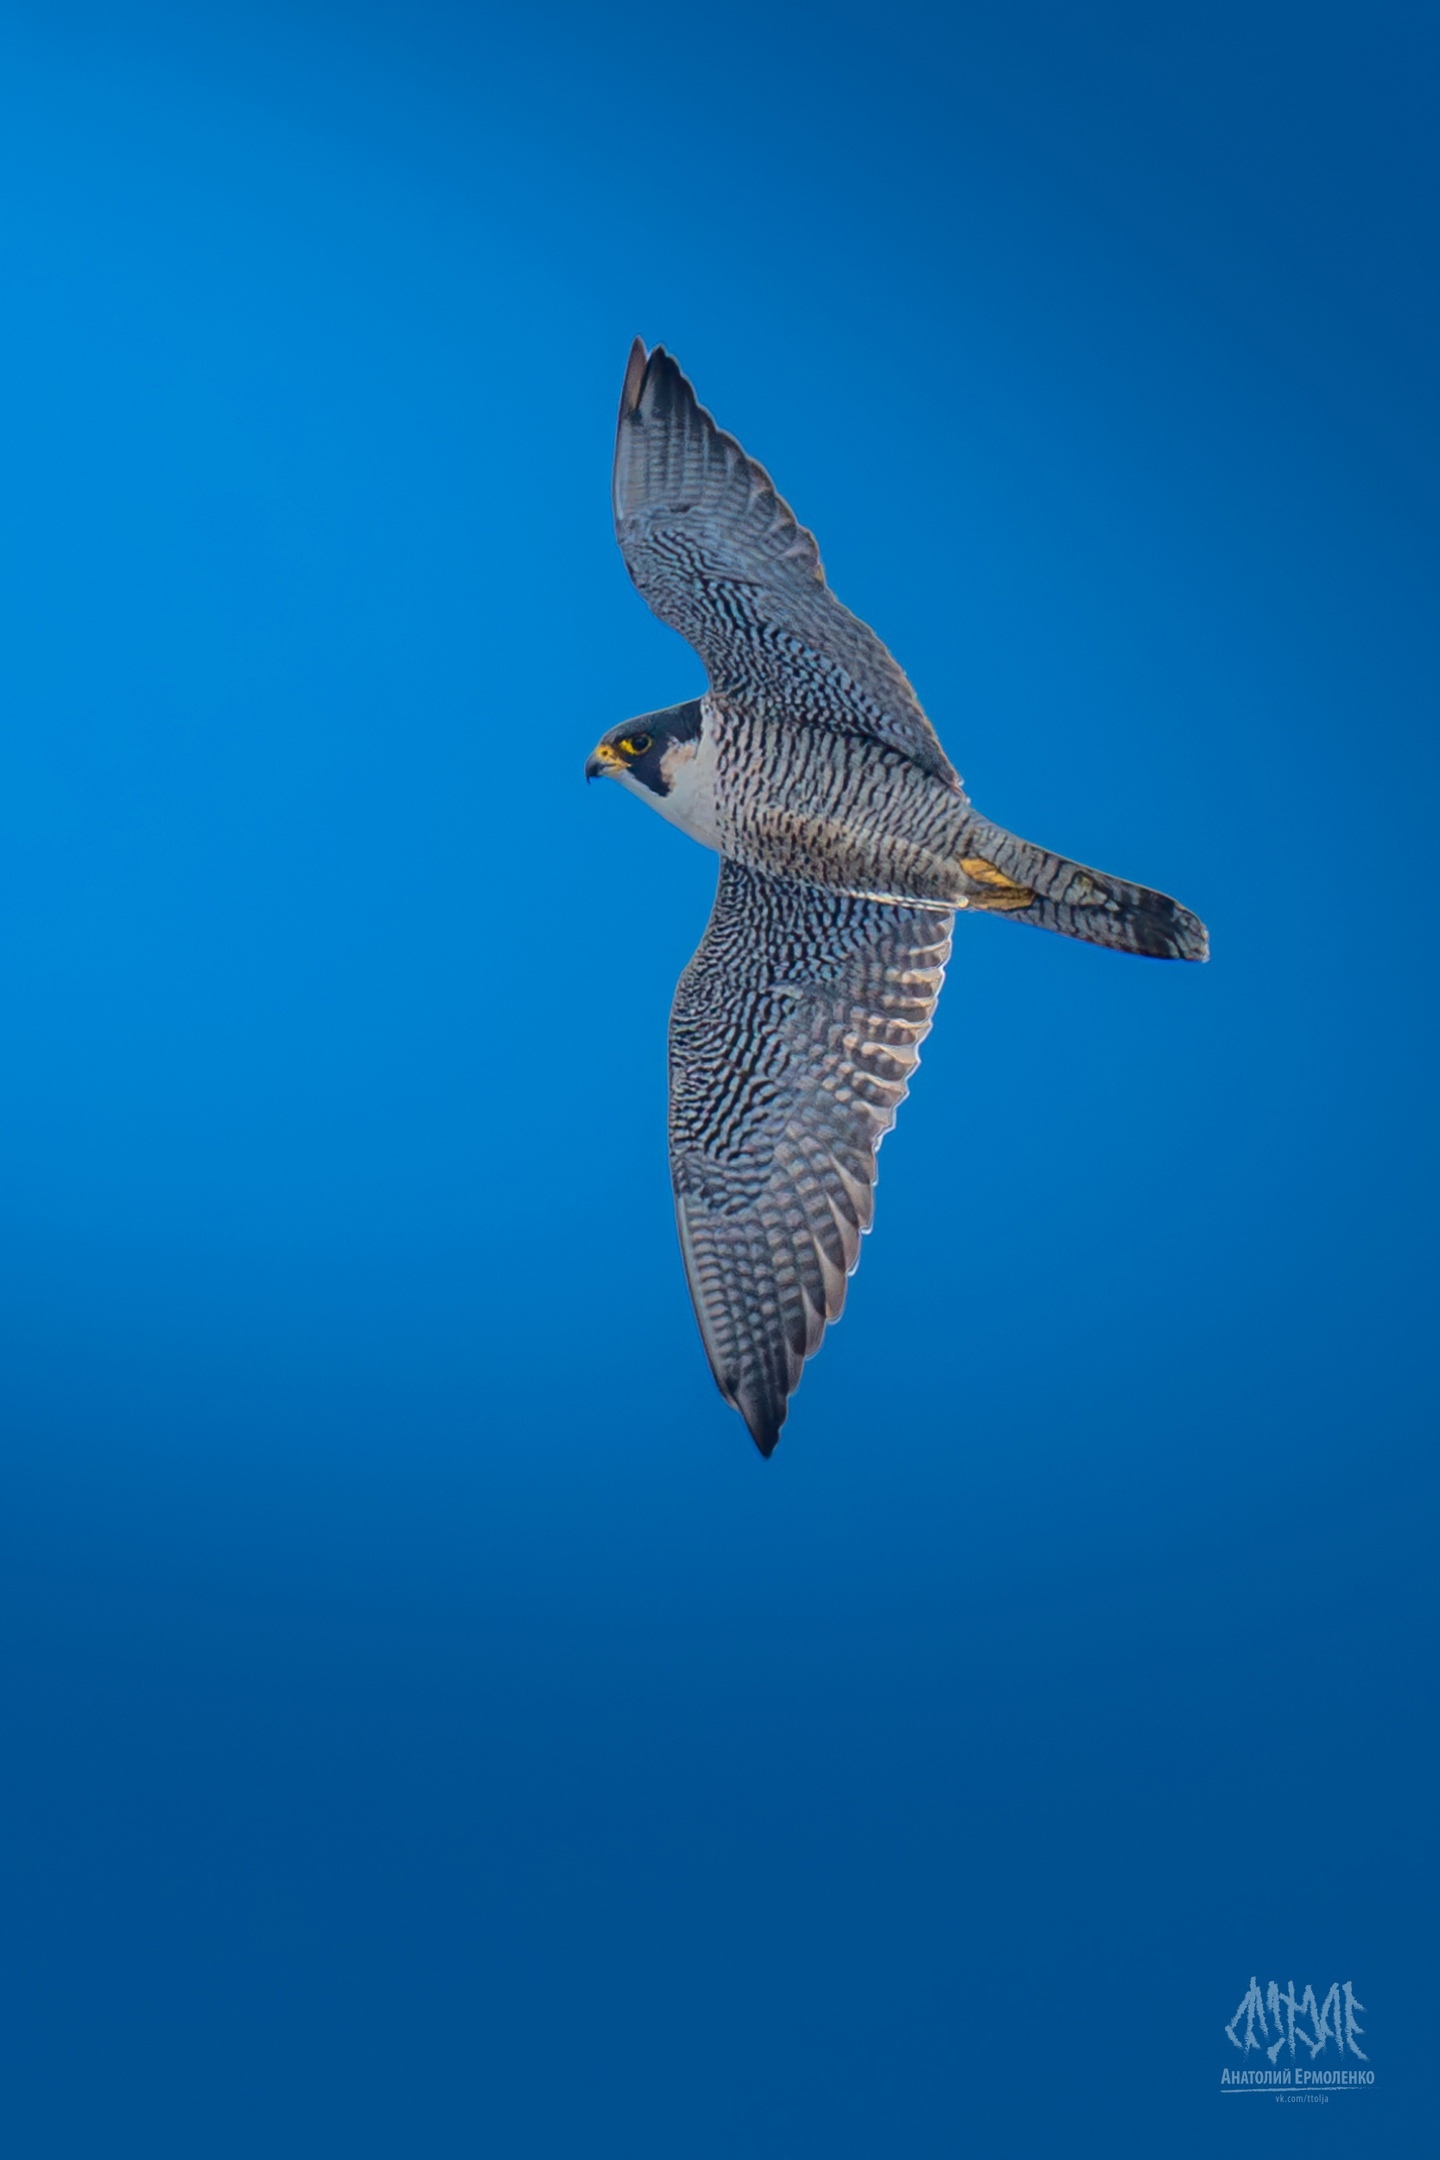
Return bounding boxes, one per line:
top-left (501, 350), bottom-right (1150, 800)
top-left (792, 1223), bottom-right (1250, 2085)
top-left (957, 817), bottom-right (1208, 962)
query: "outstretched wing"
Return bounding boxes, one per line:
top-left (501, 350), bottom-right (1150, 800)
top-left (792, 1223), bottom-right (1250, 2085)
top-left (614, 340), bottom-right (962, 791)
top-left (669, 861), bottom-right (952, 1455)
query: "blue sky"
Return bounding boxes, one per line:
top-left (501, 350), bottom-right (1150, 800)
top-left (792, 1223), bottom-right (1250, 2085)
top-left (0, 3), bottom-right (1435, 2152)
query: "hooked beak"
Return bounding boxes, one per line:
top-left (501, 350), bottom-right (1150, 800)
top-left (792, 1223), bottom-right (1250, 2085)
top-left (585, 741), bottom-right (624, 783)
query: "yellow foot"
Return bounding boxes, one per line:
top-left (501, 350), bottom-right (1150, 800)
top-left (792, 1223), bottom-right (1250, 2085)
top-left (958, 856), bottom-right (1036, 912)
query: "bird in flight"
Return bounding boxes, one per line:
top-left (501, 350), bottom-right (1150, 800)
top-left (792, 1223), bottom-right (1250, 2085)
top-left (588, 340), bottom-right (1206, 1457)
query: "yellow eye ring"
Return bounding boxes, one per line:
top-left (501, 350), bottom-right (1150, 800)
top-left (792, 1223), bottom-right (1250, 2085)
top-left (619, 732), bottom-right (652, 758)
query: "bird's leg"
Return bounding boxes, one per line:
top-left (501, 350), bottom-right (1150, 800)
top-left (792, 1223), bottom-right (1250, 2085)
top-left (956, 856), bottom-right (1036, 911)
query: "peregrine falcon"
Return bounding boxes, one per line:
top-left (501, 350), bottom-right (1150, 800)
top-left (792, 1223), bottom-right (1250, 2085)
top-left (588, 340), bottom-right (1206, 1457)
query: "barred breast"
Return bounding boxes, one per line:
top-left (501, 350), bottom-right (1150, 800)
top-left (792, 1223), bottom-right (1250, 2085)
top-left (706, 690), bottom-right (976, 907)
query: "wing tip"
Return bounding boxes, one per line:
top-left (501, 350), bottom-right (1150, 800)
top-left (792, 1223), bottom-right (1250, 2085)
top-left (620, 336), bottom-right (648, 419)
top-left (617, 338), bottom-right (703, 433)
top-left (693, 1346), bottom-right (789, 1456)
top-left (615, 339), bottom-right (695, 524)
top-left (741, 1397), bottom-right (784, 1458)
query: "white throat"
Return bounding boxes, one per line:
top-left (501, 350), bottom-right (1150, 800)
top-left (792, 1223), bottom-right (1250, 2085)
top-left (617, 708), bottom-right (720, 851)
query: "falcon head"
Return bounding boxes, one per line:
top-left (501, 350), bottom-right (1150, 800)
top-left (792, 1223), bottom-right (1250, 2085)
top-left (584, 698), bottom-right (704, 798)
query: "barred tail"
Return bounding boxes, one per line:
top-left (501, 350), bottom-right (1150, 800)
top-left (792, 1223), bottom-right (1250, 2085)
top-left (956, 816), bottom-right (1208, 962)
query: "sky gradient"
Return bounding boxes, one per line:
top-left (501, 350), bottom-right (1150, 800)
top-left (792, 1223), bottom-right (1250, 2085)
top-left (1, 3), bottom-right (1436, 2152)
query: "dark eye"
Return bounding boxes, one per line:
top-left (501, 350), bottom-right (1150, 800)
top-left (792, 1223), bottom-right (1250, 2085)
top-left (620, 732), bottom-right (652, 758)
